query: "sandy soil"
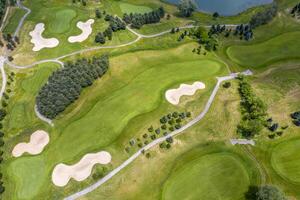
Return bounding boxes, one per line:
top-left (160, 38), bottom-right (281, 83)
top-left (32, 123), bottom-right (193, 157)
top-left (52, 151), bottom-right (112, 187)
top-left (68, 19), bottom-right (94, 43)
top-left (12, 130), bottom-right (50, 157)
top-left (165, 81), bottom-right (206, 105)
top-left (29, 23), bottom-right (59, 51)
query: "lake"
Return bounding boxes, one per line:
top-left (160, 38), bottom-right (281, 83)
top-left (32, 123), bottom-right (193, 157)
top-left (166, 0), bottom-right (273, 16)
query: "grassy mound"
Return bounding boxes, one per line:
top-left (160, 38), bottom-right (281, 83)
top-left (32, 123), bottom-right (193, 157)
top-left (271, 139), bottom-right (300, 184)
top-left (162, 153), bottom-right (250, 200)
top-left (49, 8), bottom-right (77, 34)
top-left (120, 2), bottom-right (152, 14)
top-left (227, 31), bottom-right (300, 69)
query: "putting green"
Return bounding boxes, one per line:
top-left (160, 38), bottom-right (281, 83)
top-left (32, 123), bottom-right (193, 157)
top-left (49, 8), bottom-right (77, 34)
top-left (162, 153), bottom-right (250, 200)
top-left (120, 2), bottom-right (152, 14)
top-left (227, 31), bottom-right (300, 68)
top-left (271, 139), bottom-right (300, 184)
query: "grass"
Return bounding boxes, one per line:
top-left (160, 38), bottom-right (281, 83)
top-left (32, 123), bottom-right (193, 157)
top-left (119, 2), bottom-right (152, 14)
top-left (3, 0), bottom-right (300, 199)
top-left (4, 43), bottom-right (227, 199)
top-left (162, 152), bottom-right (251, 200)
top-left (226, 31), bottom-right (300, 69)
top-left (2, 7), bottom-right (27, 34)
top-left (271, 139), bottom-right (300, 184)
top-left (49, 8), bottom-right (77, 34)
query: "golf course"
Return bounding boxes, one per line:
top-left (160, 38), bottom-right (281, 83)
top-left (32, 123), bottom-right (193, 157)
top-left (0, 0), bottom-right (299, 199)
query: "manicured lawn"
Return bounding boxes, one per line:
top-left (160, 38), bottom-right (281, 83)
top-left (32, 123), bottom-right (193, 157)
top-left (4, 43), bottom-right (227, 199)
top-left (162, 153), bottom-right (251, 200)
top-left (119, 2), bottom-right (152, 14)
top-left (49, 8), bottom-right (77, 34)
top-left (226, 31), bottom-right (300, 69)
top-left (271, 139), bottom-right (300, 184)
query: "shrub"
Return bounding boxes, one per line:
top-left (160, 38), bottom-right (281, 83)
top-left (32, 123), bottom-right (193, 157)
top-left (223, 82), bottom-right (231, 88)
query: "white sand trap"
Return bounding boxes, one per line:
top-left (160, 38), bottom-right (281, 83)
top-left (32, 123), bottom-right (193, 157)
top-left (52, 151), bottom-right (111, 187)
top-left (165, 81), bottom-right (206, 105)
top-left (29, 23), bottom-right (59, 51)
top-left (68, 19), bottom-right (95, 43)
top-left (12, 130), bottom-right (50, 157)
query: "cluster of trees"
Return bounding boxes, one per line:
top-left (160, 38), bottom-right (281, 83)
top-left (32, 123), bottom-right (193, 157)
top-left (36, 55), bottom-right (109, 119)
top-left (233, 24), bottom-right (253, 41)
top-left (95, 15), bottom-right (126, 44)
top-left (291, 3), bottom-right (300, 17)
top-left (191, 27), bottom-right (218, 51)
top-left (249, 3), bottom-right (278, 28)
top-left (291, 111), bottom-right (300, 126)
top-left (123, 7), bottom-right (165, 29)
top-left (71, 0), bottom-right (87, 6)
top-left (245, 185), bottom-right (286, 200)
top-left (177, 0), bottom-right (197, 17)
top-left (208, 24), bottom-right (253, 41)
top-left (237, 75), bottom-right (267, 138)
top-left (1, 33), bottom-right (19, 51)
top-left (126, 111), bottom-right (191, 153)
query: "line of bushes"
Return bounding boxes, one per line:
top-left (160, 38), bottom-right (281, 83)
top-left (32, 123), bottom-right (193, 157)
top-left (291, 2), bottom-right (300, 17)
top-left (36, 55), bottom-right (109, 119)
top-left (123, 7), bottom-right (165, 29)
top-left (237, 75), bottom-right (267, 138)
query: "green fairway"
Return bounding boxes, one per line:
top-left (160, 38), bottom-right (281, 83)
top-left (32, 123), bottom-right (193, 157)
top-left (7, 157), bottom-right (47, 200)
top-left (5, 43), bottom-right (227, 199)
top-left (162, 153), bottom-right (250, 200)
top-left (226, 31), bottom-right (300, 69)
top-left (49, 8), bottom-right (77, 34)
top-left (120, 2), bottom-right (152, 14)
top-left (271, 139), bottom-right (300, 184)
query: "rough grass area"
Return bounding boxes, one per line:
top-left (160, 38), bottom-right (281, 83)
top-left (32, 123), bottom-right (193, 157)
top-left (119, 2), bottom-right (152, 14)
top-left (162, 153), bottom-right (251, 200)
top-left (226, 31), bottom-right (300, 68)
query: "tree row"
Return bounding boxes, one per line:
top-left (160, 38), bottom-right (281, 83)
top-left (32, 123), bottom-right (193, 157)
top-left (123, 7), bottom-right (165, 29)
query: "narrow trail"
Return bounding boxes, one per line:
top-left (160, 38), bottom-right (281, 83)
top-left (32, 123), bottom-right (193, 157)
top-left (241, 145), bottom-right (267, 185)
top-left (64, 70), bottom-right (252, 200)
top-left (14, 0), bottom-right (31, 37)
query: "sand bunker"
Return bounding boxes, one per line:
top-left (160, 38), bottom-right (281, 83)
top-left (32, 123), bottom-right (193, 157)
top-left (52, 151), bottom-right (111, 187)
top-left (165, 81), bottom-right (206, 105)
top-left (68, 19), bottom-right (94, 43)
top-left (29, 23), bottom-right (59, 51)
top-left (12, 130), bottom-right (50, 157)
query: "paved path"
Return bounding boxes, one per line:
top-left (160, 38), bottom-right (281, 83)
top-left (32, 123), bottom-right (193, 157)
top-left (0, 57), bottom-right (7, 101)
top-left (64, 70), bottom-right (252, 200)
top-left (14, 0), bottom-right (31, 37)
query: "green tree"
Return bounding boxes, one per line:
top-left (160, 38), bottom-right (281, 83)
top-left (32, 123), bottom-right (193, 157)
top-left (256, 185), bottom-right (286, 200)
top-left (178, 0), bottom-right (197, 17)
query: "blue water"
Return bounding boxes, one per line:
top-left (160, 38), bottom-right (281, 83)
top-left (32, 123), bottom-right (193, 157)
top-left (166, 0), bottom-right (273, 16)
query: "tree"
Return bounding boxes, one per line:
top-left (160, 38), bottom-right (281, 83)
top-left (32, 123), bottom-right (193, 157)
top-left (256, 185), bottom-right (286, 200)
top-left (178, 0), bottom-right (197, 17)
top-left (95, 33), bottom-right (106, 44)
top-left (95, 9), bottom-right (102, 18)
top-left (213, 12), bottom-right (219, 18)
